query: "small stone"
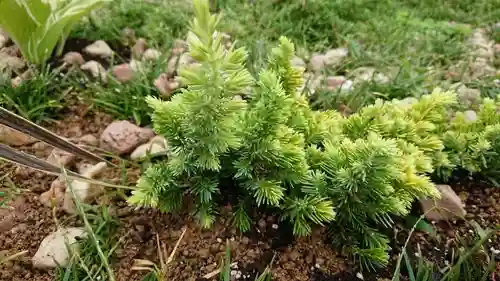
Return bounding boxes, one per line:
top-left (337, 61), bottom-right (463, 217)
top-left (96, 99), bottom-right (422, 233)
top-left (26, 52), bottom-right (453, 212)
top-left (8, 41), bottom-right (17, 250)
top-left (323, 48), bottom-right (348, 67)
top-left (420, 184), bottom-right (466, 221)
top-left (84, 40), bottom-right (113, 58)
top-left (100, 120), bottom-right (155, 155)
top-left (241, 236), bottom-right (250, 245)
top-left (464, 110), bottom-right (477, 122)
top-left (0, 125), bottom-right (37, 146)
top-left (40, 183), bottom-right (65, 208)
top-left (47, 148), bottom-right (76, 168)
top-left (0, 32), bottom-right (8, 49)
top-left (32, 228), bottom-right (86, 269)
top-left (258, 219), bottom-right (266, 230)
top-left (198, 248), bottom-right (210, 259)
top-left (154, 73), bottom-right (178, 98)
top-left (309, 54), bottom-right (326, 72)
top-left (271, 224), bottom-right (278, 230)
top-left (11, 76), bottom-right (23, 88)
top-left (172, 39), bottom-right (187, 55)
top-left (326, 76), bottom-right (346, 90)
top-left (0, 53), bottom-right (25, 72)
top-left (291, 56), bottom-right (306, 68)
top-left (178, 53), bottom-right (195, 68)
top-left (356, 272), bottom-right (364, 280)
top-left (78, 134), bottom-right (98, 147)
top-left (63, 52), bottom-right (85, 66)
top-left (457, 85), bottom-right (481, 107)
top-left (112, 63), bottom-right (135, 83)
top-left (130, 142), bottom-right (167, 160)
top-left (132, 38), bottom-right (147, 59)
top-left (62, 162), bottom-right (108, 213)
top-left (129, 59), bottom-right (143, 72)
top-left (143, 48), bottom-right (162, 61)
top-left (81, 60), bottom-right (107, 82)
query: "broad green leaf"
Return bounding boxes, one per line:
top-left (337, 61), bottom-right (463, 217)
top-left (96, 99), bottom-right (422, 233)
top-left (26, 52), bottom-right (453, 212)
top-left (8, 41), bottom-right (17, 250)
top-left (0, 0), bottom-right (110, 65)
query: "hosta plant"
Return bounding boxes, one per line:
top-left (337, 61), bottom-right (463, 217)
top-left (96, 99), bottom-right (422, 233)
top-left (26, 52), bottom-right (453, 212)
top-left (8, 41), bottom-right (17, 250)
top-left (0, 0), bottom-right (110, 65)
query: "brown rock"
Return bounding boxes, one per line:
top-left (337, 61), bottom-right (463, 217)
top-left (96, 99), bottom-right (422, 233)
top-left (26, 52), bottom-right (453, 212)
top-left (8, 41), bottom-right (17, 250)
top-left (112, 63), bottom-right (135, 83)
top-left (0, 45), bottom-right (21, 57)
top-left (47, 148), bottom-right (76, 168)
top-left (326, 76), bottom-right (346, 90)
top-left (40, 183), bottom-right (65, 208)
top-left (420, 184), bottom-right (466, 221)
top-left (0, 52), bottom-right (25, 72)
top-left (154, 73), bottom-right (179, 98)
top-left (63, 52), bottom-right (85, 66)
top-left (132, 38), bottom-right (147, 59)
top-left (172, 39), bottom-right (187, 55)
top-left (100, 120), bottom-right (155, 155)
top-left (0, 125), bottom-right (37, 146)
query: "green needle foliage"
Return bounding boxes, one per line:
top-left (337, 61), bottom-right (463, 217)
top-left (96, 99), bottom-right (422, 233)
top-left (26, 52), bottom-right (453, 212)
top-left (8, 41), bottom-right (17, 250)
top-left (128, 0), bottom-right (500, 269)
top-left (129, 0), bottom-right (334, 235)
top-left (441, 95), bottom-right (500, 183)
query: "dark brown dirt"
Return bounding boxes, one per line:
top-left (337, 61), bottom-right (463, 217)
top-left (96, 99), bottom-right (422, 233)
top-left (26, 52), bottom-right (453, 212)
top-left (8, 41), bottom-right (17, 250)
top-left (2, 98), bottom-right (500, 281)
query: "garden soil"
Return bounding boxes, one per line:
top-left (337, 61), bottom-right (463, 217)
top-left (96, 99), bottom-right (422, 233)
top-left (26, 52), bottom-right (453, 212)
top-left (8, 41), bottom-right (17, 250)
top-left (1, 98), bottom-right (500, 281)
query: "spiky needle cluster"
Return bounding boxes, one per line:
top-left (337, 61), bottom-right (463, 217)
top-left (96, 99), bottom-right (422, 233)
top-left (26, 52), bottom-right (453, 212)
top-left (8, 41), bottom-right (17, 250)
top-left (128, 0), bottom-right (500, 269)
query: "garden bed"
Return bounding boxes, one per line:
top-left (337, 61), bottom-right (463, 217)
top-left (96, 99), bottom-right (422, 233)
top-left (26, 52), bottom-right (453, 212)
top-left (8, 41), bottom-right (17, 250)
top-left (1, 1), bottom-right (500, 281)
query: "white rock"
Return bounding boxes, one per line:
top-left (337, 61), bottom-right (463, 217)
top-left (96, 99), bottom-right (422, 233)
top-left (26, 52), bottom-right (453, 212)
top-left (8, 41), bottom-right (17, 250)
top-left (323, 48), bottom-right (348, 67)
top-left (84, 40), bottom-right (113, 58)
top-left (143, 48), bottom-right (162, 61)
top-left (309, 54), bottom-right (326, 72)
top-left (291, 56), bottom-right (306, 68)
top-left (129, 59), bottom-right (143, 72)
top-left (178, 53), bottom-right (195, 68)
top-left (63, 162), bottom-right (108, 213)
top-left (464, 110), bottom-right (477, 122)
top-left (130, 137), bottom-right (168, 160)
top-left (47, 148), bottom-right (76, 168)
top-left (340, 79), bottom-right (353, 91)
top-left (81, 60), bottom-right (107, 82)
top-left (63, 52), bottom-right (85, 66)
top-left (32, 227), bottom-right (86, 269)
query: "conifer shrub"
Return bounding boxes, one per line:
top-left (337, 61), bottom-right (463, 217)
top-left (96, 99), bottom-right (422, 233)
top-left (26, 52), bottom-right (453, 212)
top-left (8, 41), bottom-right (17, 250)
top-left (128, 0), bottom-right (500, 269)
top-left (440, 96), bottom-right (500, 183)
top-left (128, 0), bottom-right (335, 235)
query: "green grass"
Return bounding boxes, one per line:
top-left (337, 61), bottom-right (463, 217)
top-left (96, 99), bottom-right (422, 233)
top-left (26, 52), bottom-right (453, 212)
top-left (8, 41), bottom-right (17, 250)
top-left (86, 60), bottom-right (169, 125)
top-left (0, 67), bottom-right (71, 123)
top-left (55, 205), bottom-right (119, 281)
top-left (70, 0), bottom-right (499, 118)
